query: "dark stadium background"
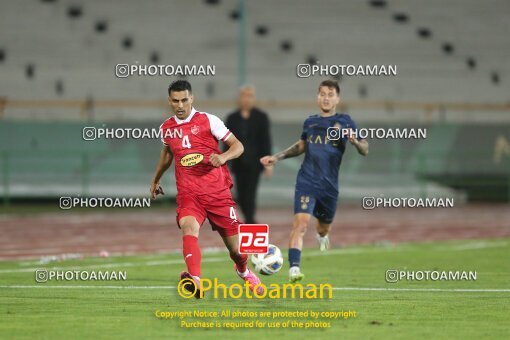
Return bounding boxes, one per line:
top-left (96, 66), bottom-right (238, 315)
top-left (0, 0), bottom-right (509, 257)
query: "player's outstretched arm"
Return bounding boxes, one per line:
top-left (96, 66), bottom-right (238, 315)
top-left (348, 136), bottom-right (369, 156)
top-left (260, 140), bottom-right (305, 166)
top-left (209, 135), bottom-right (244, 167)
top-left (150, 145), bottom-right (174, 199)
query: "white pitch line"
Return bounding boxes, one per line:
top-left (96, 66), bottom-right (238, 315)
top-left (0, 285), bottom-right (509, 293)
top-left (0, 248), bottom-right (372, 274)
top-left (0, 240), bottom-right (508, 274)
top-left (447, 241), bottom-right (509, 251)
top-left (0, 285), bottom-right (173, 289)
top-left (331, 287), bottom-right (510, 293)
top-left (0, 258), bottom-right (225, 274)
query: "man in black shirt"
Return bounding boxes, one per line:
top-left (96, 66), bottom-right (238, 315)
top-left (226, 86), bottom-right (272, 224)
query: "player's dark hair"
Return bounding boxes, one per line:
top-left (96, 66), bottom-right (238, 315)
top-left (168, 80), bottom-right (192, 95)
top-left (318, 80), bottom-right (340, 95)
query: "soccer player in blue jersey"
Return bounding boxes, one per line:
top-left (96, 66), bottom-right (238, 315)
top-left (260, 80), bottom-right (369, 282)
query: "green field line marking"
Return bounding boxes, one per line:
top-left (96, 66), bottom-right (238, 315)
top-left (0, 285), bottom-right (172, 289)
top-left (331, 287), bottom-right (510, 292)
top-left (1, 240), bottom-right (508, 274)
top-left (0, 248), bottom-right (380, 274)
top-left (0, 258), bottom-right (224, 274)
top-left (442, 241), bottom-right (509, 251)
top-left (0, 246), bottom-right (406, 274)
top-left (0, 285), bottom-right (509, 292)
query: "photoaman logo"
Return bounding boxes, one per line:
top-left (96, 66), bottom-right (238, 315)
top-left (239, 224), bottom-right (269, 254)
top-left (177, 278), bottom-right (333, 299)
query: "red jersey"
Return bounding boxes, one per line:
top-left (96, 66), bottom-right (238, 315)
top-left (160, 108), bottom-right (234, 195)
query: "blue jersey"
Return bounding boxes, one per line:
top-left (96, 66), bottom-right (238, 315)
top-left (296, 113), bottom-right (360, 195)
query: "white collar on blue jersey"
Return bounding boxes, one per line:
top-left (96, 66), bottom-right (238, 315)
top-left (174, 107), bottom-right (197, 124)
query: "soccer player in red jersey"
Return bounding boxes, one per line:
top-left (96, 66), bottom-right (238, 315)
top-left (150, 80), bottom-right (263, 298)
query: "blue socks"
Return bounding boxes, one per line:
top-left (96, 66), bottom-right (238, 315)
top-left (288, 248), bottom-right (301, 268)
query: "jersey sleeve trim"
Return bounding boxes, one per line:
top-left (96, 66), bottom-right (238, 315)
top-left (221, 131), bottom-right (232, 141)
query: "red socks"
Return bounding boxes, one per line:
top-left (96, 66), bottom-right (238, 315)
top-left (182, 235), bottom-right (201, 277)
top-left (182, 235), bottom-right (247, 276)
top-left (230, 252), bottom-right (248, 273)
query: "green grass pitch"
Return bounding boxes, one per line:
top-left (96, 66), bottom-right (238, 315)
top-left (1, 239), bottom-right (509, 339)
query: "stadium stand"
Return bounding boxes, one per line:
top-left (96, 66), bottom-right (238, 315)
top-left (0, 1), bottom-right (509, 203)
top-left (0, 0), bottom-right (508, 107)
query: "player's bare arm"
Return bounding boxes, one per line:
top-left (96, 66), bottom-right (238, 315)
top-left (260, 139), bottom-right (305, 166)
top-left (150, 145), bottom-right (174, 199)
top-left (348, 135), bottom-right (369, 156)
top-left (209, 135), bottom-right (244, 167)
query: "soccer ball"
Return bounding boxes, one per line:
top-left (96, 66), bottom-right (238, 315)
top-left (250, 244), bottom-right (283, 275)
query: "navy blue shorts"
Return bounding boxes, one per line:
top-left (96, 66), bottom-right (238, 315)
top-left (294, 188), bottom-right (338, 224)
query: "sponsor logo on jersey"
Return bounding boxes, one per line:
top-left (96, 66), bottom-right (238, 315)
top-left (180, 153), bottom-right (204, 167)
top-left (191, 125), bottom-right (200, 135)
